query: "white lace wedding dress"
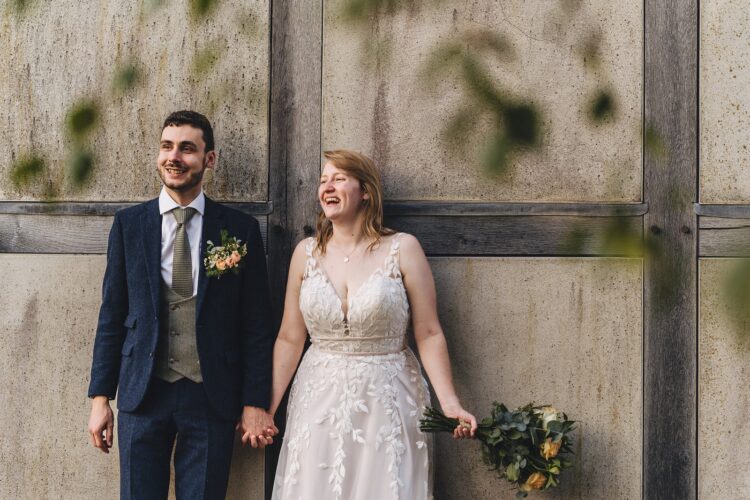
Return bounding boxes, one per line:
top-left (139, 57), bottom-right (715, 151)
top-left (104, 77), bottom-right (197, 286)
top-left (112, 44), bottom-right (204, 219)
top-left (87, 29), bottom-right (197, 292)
top-left (272, 234), bottom-right (433, 500)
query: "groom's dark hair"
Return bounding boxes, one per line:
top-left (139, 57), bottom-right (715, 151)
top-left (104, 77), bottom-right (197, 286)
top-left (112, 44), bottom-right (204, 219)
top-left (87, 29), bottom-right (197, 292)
top-left (162, 110), bottom-right (215, 152)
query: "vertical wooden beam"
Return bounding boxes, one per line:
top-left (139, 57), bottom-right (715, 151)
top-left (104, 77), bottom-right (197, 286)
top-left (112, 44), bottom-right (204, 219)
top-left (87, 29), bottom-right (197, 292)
top-left (266, 0), bottom-right (323, 497)
top-left (643, 1), bottom-right (698, 498)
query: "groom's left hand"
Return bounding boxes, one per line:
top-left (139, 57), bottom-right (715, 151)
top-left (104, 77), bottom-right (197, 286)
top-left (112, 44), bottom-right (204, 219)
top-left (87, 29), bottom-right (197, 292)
top-left (237, 406), bottom-right (278, 448)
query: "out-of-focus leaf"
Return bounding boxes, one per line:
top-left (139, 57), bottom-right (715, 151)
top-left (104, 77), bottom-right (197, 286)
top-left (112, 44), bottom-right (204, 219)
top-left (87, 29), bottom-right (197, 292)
top-left (113, 62), bottom-right (141, 92)
top-left (192, 41), bottom-right (223, 77)
top-left (341, 0), bottom-right (411, 22)
top-left (503, 103), bottom-right (539, 146)
top-left (589, 89), bottom-right (616, 122)
top-left (461, 55), bottom-right (504, 107)
top-left (10, 155), bottom-right (46, 188)
top-left (482, 134), bottom-right (510, 176)
top-left (645, 125), bottom-right (668, 162)
top-left (66, 101), bottom-right (100, 140)
top-left (723, 259), bottom-right (750, 341)
top-left (67, 149), bottom-right (95, 187)
top-left (190, 0), bottom-right (217, 19)
top-left (441, 105), bottom-right (479, 151)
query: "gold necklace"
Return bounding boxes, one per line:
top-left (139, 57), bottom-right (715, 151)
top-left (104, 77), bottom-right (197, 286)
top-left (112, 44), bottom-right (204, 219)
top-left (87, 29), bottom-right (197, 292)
top-left (332, 240), bottom-right (366, 263)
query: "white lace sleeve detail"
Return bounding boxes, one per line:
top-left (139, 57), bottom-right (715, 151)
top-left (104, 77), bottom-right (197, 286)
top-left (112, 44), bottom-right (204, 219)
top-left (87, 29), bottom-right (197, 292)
top-left (384, 233), bottom-right (404, 279)
top-left (303, 237), bottom-right (317, 279)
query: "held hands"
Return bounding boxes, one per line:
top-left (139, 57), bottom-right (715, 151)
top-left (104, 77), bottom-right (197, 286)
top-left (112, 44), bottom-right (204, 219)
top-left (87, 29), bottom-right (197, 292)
top-left (442, 403), bottom-right (478, 439)
top-left (88, 396), bottom-right (115, 453)
top-left (238, 406), bottom-right (278, 449)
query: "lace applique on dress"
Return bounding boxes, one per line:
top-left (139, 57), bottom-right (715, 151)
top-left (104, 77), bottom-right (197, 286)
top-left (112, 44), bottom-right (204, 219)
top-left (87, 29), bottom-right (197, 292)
top-left (272, 234), bottom-right (433, 500)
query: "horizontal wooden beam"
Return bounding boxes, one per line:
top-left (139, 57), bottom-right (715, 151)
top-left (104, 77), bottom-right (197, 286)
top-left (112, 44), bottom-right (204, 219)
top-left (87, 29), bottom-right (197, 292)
top-left (694, 203), bottom-right (750, 219)
top-left (0, 201), bottom-right (274, 216)
top-left (698, 216), bottom-right (750, 257)
top-left (385, 215), bottom-right (643, 256)
top-left (384, 201), bottom-right (648, 217)
top-left (0, 215), bottom-right (268, 254)
top-left (0, 212), bottom-right (642, 257)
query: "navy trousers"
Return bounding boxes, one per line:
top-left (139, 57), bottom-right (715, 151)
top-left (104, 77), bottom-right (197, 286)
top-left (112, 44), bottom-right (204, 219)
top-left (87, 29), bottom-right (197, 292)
top-left (118, 378), bottom-right (236, 500)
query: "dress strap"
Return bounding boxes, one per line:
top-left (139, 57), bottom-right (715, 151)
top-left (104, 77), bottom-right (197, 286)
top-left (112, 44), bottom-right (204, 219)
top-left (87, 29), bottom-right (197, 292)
top-left (384, 233), bottom-right (404, 278)
top-left (303, 237), bottom-right (317, 278)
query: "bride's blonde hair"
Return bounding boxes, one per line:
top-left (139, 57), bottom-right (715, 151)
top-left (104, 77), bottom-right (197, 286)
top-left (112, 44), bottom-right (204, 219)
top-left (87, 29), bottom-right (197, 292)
top-left (315, 149), bottom-right (394, 254)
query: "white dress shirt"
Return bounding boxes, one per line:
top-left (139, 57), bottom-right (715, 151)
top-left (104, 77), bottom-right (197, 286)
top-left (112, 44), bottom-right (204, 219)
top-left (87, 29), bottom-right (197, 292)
top-left (159, 187), bottom-right (205, 297)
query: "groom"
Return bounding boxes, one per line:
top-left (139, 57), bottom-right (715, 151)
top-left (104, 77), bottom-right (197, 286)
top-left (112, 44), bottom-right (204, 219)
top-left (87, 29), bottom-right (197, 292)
top-left (87, 110), bottom-right (277, 499)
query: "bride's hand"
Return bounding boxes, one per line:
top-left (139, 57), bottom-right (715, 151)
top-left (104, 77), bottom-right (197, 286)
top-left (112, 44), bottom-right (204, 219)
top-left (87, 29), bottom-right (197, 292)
top-left (442, 404), bottom-right (477, 439)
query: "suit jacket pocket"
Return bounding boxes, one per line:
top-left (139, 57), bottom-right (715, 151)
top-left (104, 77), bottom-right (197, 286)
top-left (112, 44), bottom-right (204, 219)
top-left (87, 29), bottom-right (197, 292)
top-left (121, 341), bottom-right (134, 357)
top-left (123, 313), bottom-right (137, 329)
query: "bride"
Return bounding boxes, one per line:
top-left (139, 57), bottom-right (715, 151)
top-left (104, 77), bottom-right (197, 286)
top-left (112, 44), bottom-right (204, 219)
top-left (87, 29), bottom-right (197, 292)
top-left (267, 149), bottom-right (476, 499)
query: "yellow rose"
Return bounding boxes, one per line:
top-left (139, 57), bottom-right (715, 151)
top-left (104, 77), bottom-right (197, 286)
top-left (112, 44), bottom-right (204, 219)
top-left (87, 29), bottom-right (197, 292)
top-left (521, 472), bottom-right (547, 491)
top-left (540, 437), bottom-right (561, 460)
top-left (216, 260), bottom-right (226, 270)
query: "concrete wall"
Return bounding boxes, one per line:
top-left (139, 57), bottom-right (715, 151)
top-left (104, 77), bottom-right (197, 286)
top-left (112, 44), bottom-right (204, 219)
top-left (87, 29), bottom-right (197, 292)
top-left (0, 0), bottom-right (269, 202)
top-left (431, 258), bottom-right (643, 499)
top-left (700, 1), bottom-right (750, 203)
top-left (0, 255), bottom-right (264, 499)
top-left (699, 3), bottom-right (750, 496)
top-left (698, 259), bottom-right (750, 498)
top-left (323, 0), bottom-right (643, 202)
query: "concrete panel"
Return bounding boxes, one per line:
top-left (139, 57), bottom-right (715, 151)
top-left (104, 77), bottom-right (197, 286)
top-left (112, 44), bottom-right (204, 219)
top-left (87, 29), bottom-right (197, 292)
top-left (323, 1), bottom-right (642, 202)
top-left (0, 255), bottom-right (264, 499)
top-left (429, 257), bottom-right (642, 499)
top-left (700, 2), bottom-right (750, 203)
top-left (0, 1), bottom-right (269, 202)
top-left (698, 259), bottom-right (750, 498)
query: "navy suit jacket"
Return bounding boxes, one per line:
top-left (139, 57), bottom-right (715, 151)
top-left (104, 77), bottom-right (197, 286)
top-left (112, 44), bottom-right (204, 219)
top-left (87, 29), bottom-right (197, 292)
top-left (88, 197), bottom-right (274, 420)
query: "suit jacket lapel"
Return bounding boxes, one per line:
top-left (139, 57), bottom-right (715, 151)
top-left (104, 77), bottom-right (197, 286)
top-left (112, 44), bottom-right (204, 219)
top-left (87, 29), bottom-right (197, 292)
top-left (196, 196), bottom-right (223, 317)
top-left (140, 199), bottom-right (162, 319)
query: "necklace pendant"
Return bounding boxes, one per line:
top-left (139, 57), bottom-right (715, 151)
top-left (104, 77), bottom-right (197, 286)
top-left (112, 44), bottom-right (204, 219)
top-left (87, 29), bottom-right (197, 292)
top-left (344, 257), bottom-right (349, 263)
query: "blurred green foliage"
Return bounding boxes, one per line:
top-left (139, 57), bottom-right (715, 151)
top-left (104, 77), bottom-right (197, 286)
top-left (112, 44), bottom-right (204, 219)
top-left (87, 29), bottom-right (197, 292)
top-left (66, 100), bottom-right (100, 141)
top-left (192, 41), bottom-right (224, 77)
top-left (589, 90), bottom-right (616, 122)
top-left (67, 150), bottom-right (95, 188)
top-left (723, 259), bottom-right (750, 341)
top-left (112, 62), bottom-right (141, 93)
top-left (9, 155), bottom-right (46, 189)
top-left (190, 0), bottom-right (218, 20)
top-left (423, 29), bottom-right (539, 176)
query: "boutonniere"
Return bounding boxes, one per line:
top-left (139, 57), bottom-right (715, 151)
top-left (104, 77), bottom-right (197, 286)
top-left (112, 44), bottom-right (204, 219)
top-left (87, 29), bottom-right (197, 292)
top-left (204, 229), bottom-right (248, 278)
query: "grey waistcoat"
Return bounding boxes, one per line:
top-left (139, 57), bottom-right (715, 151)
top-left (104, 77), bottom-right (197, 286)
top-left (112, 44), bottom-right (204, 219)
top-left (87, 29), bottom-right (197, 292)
top-left (154, 280), bottom-right (202, 383)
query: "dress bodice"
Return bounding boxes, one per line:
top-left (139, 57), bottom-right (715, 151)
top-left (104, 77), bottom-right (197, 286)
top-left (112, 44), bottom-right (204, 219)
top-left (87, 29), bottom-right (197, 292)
top-left (299, 234), bottom-right (410, 355)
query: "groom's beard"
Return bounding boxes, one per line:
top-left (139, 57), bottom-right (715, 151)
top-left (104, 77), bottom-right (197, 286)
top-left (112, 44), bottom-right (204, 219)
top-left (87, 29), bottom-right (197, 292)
top-left (158, 161), bottom-right (206, 192)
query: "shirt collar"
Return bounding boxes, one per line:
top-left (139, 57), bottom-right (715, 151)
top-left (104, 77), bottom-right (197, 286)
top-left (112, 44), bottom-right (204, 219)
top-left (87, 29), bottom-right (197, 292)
top-left (159, 187), bottom-right (206, 216)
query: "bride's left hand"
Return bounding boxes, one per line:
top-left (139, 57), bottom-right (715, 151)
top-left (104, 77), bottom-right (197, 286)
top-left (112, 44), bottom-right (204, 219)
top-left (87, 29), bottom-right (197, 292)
top-left (442, 404), bottom-right (477, 439)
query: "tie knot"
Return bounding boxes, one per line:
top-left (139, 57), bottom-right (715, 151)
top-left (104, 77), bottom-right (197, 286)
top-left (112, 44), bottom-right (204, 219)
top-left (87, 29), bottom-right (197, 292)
top-left (172, 207), bottom-right (196, 225)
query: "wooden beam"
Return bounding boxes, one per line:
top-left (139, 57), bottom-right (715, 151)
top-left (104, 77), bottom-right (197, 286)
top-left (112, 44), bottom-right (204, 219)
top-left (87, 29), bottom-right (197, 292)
top-left (0, 215), bottom-right (268, 254)
top-left (384, 201), bottom-right (648, 217)
top-left (386, 215), bottom-right (644, 256)
top-left (643, 0), bottom-right (698, 498)
top-left (0, 201), bottom-right (273, 216)
top-left (265, 0), bottom-right (323, 496)
top-left (695, 203), bottom-right (750, 219)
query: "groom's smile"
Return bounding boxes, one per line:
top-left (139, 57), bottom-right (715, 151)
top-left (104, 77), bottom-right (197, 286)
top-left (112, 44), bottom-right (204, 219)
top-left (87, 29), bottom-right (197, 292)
top-left (157, 124), bottom-right (215, 202)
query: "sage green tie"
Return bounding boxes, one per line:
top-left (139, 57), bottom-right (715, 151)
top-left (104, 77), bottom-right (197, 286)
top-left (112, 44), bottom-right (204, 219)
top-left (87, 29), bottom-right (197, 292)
top-left (172, 207), bottom-right (196, 298)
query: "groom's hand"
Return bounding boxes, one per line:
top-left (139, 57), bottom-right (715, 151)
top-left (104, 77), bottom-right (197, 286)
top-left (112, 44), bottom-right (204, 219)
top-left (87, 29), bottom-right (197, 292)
top-left (88, 396), bottom-right (114, 453)
top-left (237, 406), bottom-right (278, 449)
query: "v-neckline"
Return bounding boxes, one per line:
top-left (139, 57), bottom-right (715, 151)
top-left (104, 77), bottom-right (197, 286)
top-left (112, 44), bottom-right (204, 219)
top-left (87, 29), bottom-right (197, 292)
top-left (312, 237), bottom-right (396, 322)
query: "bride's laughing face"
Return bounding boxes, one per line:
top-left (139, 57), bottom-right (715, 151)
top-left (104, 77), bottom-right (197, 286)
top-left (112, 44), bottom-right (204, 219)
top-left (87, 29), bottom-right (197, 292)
top-left (318, 161), bottom-right (368, 222)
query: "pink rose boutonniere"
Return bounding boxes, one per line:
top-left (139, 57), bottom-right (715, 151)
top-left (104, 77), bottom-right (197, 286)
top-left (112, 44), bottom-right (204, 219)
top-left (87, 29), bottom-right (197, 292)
top-left (204, 229), bottom-right (248, 278)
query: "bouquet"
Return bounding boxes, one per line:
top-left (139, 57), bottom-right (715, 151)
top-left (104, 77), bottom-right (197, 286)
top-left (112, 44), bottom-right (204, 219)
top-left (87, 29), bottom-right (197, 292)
top-left (420, 403), bottom-right (575, 497)
top-left (204, 229), bottom-right (248, 278)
